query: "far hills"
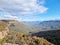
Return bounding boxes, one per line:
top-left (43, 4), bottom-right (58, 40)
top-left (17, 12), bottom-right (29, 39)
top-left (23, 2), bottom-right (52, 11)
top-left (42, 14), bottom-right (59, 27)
top-left (22, 20), bottom-right (60, 31)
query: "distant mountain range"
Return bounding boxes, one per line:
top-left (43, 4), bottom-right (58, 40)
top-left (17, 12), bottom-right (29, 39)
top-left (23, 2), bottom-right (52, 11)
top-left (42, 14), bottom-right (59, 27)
top-left (22, 20), bottom-right (60, 31)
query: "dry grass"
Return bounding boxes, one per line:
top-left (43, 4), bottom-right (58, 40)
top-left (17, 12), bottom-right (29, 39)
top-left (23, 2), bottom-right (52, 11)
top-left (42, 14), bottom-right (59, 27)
top-left (16, 32), bottom-right (54, 45)
top-left (0, 21), bottom-right (7, 31)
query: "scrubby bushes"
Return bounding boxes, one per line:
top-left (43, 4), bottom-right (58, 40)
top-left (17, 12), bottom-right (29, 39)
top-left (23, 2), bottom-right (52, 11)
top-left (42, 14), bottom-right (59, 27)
top-left (15, 32), bottom-right (54, 45)
top-left (0, 37), bottom-right (8, 45)
top-left (0, 31), bottom-right (54, 45)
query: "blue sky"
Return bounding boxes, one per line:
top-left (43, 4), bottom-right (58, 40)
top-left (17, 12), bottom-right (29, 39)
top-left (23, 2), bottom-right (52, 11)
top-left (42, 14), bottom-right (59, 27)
top-left (0, 0), bottom-right (60, 21)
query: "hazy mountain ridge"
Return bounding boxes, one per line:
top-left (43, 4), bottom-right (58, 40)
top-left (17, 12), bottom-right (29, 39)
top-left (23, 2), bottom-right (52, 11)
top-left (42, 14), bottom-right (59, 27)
top-left (22, 20), bottom-right (60, 31)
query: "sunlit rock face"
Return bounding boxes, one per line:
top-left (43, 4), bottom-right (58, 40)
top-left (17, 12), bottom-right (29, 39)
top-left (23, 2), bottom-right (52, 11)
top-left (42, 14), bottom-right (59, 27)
top-left (0, 27), bottom-right (9, 39)
top-left (3, 43), bottom-right (19, 45)
top-left (0, 21), bottom-right (9, 39)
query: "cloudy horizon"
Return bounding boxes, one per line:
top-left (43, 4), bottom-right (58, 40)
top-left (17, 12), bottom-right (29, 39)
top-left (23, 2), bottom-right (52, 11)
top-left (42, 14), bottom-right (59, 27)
top-left (0, 0), bottom-right (60, 21)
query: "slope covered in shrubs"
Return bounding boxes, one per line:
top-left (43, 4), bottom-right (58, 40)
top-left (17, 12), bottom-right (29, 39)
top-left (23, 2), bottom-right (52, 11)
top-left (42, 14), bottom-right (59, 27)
top-left (6, 32), bottom-right (54, 45)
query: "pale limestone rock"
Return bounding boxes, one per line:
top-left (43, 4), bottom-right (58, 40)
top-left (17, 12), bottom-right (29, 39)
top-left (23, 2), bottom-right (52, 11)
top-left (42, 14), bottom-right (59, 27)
top-left (3, 43), bottom-right (19, 45)
top-left (0, 27), bottom-right (9, 39)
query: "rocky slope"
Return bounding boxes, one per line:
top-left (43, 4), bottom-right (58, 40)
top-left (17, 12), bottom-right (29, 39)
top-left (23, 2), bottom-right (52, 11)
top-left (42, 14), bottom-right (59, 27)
top-left (0, 21), bottom-right (9, 39)
top-left (0, 21), bottom-right (9, 45)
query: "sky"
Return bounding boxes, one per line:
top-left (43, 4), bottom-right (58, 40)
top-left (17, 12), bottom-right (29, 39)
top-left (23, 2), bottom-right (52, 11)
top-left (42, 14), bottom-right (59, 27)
top-left (0, 0), bottom-right (60, 21)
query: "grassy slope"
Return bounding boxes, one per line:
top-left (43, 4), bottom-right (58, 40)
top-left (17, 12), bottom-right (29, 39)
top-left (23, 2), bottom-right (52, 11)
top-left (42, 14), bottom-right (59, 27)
top-left (0, 21), bottom-right (7, 31)
top-left (1, 20), bottom-right (38, 34)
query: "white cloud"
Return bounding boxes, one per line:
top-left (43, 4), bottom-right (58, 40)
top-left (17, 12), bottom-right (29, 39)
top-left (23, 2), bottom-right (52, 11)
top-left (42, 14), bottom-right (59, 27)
top-left (0, 10), bottom-right (18, 19)
top-left (4, 15), bottom-right (18, 19)
top-left (0, 0), bottom-right (48, 16)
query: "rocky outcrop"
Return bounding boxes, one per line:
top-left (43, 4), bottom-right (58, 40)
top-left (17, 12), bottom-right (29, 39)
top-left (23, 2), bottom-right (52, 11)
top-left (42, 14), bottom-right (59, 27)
top-left (0, 21), bottom-right (9, 39)
top-left (3, 43), bottom-right (19, 45)
top-left (0, 21), bottom-right (9, 45)
top-left (0, 27), bottom-right (9, 39)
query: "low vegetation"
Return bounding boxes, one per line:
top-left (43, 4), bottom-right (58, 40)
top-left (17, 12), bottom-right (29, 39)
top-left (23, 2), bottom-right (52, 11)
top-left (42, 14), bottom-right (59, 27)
top-left (0, 37), bottom-right (8, 45)
top-left (6, 32), bottom-right (54, 45)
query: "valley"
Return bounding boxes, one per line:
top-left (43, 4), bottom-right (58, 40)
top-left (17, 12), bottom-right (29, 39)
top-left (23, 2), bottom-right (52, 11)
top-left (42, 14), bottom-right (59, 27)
top-left (0, 20), bottom-right (60, 45)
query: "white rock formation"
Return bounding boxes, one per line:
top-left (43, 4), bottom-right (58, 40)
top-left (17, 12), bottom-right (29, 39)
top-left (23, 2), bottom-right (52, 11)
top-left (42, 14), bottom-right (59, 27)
top-left (3, 43), bottom-right (19, 45)
top-left (0, 27), bottom-right (9, 39)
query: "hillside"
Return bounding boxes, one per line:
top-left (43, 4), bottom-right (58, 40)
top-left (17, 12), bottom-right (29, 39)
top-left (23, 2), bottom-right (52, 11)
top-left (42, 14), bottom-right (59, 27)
top-left (0, 20), bottom-right (54, 45)
top-left (0, 21), bottom-right (7, 31)
top-left (32, 30), bottom-right (60, 45)
top-left (22, 20), bottom-right (60, 45)
top-left (5, 32), bottom-right (54, 45)
top-left (1, 20), bottom-right (38, 34)
top-left (0, 21), bottom-right (9, 45)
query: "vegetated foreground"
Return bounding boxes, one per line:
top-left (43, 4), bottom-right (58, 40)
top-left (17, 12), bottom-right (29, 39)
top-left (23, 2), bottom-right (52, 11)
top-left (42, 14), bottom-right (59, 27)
top-left (6, 32), bottom-right (54, 45)
top-left (0, 20), bottom-right (54, 45)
